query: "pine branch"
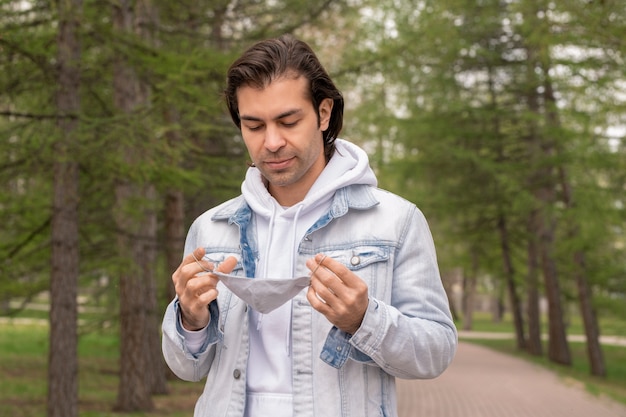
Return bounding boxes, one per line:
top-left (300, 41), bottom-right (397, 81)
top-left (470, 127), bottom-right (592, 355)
top-left (0, 111), bottom-right (77, 120)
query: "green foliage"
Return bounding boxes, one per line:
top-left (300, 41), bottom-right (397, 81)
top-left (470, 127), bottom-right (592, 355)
top-left (0, 0), bottom-right (624, 397)
top-left (0, 0), bottom-right (247, 309)
top-left (340, 0), bottom-right (626, 341)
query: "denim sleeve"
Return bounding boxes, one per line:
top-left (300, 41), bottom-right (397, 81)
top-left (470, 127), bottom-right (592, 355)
top-left (319, 299), bottom-right (377, 368)
top-left (174, 299), bottom-right (221, 357)
top-left (162, 297), bottom-right (221, 382)
top-left (347, 206), bottom-right (457, 379)
top-left (321, 204), bottom-right (457, 378)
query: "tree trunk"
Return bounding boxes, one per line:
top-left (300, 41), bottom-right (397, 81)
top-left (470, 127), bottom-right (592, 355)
top-left (526, 211), bottom-right (543, 356)
top-left (163, 188), bottom-right (184, 383)
top-left (135, 0), bottom-right (169, 396)
top-left (537, 207), bottom-right (571, 365)
top-left (113, 182), bottom-right (159, 408)
top-left (163, 107), bottom-right (186, 304)
top-left (491, 281), bottom-right (505, 324)
top-left (112, 0), bottom-right (155, 410)
top-left (556, 166), bottom-right (605, 376)
top-left (143, 184), bottom-right (169, 395)
top-left (461, 275), bottom-right (475, 331)
top-left (462, 251), bottom-right (478, 331)
top-left (488, 63), bottom-right (525, 347)
top-left (164, 192), bottom-right (184, 299)
top-left (441, 268), bottom-right (461, 322)
top-left (48, 1), bottom-right (82, 416)
top-left (114, 212), bottom-right (153, 411)
top-left (530, 147), bottom-right (571, 365)
top-left (573, 251), bottom-right (605, 376)
top-left (497, 213), bottom-right (526, 350)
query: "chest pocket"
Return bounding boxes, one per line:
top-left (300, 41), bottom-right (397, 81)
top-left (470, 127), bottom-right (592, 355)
top-left (323, 246), bottom-right (391, 300)
top-left (202, 250), bottom-right (243, 272)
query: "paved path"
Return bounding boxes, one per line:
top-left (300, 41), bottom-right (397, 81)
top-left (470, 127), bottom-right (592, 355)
top-left (397, 342), bottom-right (626, 417)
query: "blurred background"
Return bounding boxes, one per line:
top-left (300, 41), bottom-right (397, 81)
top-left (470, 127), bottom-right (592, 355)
top-left (1, 0), bottom-right (624, 416)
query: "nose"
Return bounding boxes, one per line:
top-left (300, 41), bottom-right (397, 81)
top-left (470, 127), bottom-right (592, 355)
top-left (264, 124), bottom-right (286, 152)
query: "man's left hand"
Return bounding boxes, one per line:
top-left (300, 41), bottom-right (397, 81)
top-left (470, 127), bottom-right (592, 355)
top-left (306, 254), bottom-right (369, 335)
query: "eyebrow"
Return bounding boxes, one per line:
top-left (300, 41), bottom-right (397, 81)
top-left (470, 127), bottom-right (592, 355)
top-left (240, 109), bottom-right (303, 122)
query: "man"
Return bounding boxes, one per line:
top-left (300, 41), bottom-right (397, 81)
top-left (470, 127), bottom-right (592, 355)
top-left (162, 34), bottom-right (457, 417)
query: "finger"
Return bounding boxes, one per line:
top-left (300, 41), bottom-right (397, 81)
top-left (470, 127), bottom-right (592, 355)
top-left (173, 248), bottom-right (201, 280)
top-left (307, 255), bottom-right (345, 296)
top-left (308, 271), bottom-right (340, 310)
top-left (307, 254), bottom-right (368, 311)
top-left (190, 247), bottom-right (215, 272)
top-left (311, 253), bottom-right (367, 290)
top-left (313, 279), bottom-right (339, 305)
top-left (181, 255), bottom-right (237, 299)
top-left (306, 285), bottom-right (333, 311)
top-left (175, 248), bottom-right (206, 279)
top-left (193, 287), bottom-right (219, 306)
top-left (180, 249), bottom-right (218, 282)
top-left (216, 256), bottom-right (237, 275)
top-left (185, 273), bottom-right (219, 296)
top-left (173, 252), bottom-right (215, 298)
top-left (183, 247), bottom-right (206, 267)
top-left (191, 255), bottom-right (237, 303)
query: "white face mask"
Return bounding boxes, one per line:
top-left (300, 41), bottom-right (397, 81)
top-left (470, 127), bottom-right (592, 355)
top-left (212, 271), bottom-right (310, 314)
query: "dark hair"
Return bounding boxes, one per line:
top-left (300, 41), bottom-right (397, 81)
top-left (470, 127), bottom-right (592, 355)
top-left (225, 34), bottom-right (344, 161)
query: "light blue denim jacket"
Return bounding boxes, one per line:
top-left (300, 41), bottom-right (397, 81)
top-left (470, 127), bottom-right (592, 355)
top-left (162, 184), bottom-right (457, 417)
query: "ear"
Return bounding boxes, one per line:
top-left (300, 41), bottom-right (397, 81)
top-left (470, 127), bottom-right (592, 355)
top-left (318, 98), bottom-right (334, 131)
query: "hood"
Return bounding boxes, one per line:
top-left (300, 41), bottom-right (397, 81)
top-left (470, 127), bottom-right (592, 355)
top-left (241, 138), bottom-right (377, 220)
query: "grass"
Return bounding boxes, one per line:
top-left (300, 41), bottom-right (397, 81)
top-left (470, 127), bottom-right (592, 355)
top-left (0, 323), bottom-right (203, 417)
top-left (465, 310), bottom-right (626, 336)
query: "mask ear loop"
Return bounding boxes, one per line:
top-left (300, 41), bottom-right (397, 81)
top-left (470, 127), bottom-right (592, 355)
top-left (310, 254), bottom-right (327, 276)
top-left (192, 252), bottom-right (216, 273)
top-left (310, 255), bottom-right (328, 304)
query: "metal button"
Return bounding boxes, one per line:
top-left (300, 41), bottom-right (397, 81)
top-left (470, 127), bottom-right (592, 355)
top-left (350, 255), bottom-right (360, 266)
top-left (233, 369), bottom-right (241, 379)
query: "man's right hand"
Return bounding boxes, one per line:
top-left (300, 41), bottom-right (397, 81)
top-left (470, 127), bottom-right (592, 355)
top-left (172, 247), bottom-right (237, 331)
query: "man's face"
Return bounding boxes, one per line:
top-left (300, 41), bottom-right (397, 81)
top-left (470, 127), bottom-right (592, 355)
top-left (237, 75), bottom-right (333, 206)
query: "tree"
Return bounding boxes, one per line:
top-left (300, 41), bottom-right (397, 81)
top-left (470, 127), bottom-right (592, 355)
top-left (110, 0), bottom-right (156, 410)
top-left (339, 0), bottom-right (624, 374)
top-left (521, 12), bottom-right (571, 364)
top-left (48, 1), bottom-right (82, 416)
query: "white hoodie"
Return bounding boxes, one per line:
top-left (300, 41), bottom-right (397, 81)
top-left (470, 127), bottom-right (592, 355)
top-left (240, 139), bottom-right (377, 417)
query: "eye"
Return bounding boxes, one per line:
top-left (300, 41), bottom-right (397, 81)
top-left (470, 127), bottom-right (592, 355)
top-left (281, 120), bottom-right (299, 128)
top-left (245, 124), bottom-right (263, 132)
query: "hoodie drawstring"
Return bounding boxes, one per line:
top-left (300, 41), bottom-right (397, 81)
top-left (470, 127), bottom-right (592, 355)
top-left (285, 203), bottom-right (304, 356)
top-left (255, 203), bottom-right (277, 331)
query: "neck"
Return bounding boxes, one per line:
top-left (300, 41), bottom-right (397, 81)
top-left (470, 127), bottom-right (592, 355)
top-left (268, 183), bottom-right (308, 207)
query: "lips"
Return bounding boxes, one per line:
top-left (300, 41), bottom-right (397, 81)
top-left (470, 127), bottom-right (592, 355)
top-left (265, 157), bottom-right (294, 170)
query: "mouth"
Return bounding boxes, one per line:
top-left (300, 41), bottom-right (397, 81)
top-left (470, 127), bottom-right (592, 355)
top-left (264, 157), bottom-right (294, 170)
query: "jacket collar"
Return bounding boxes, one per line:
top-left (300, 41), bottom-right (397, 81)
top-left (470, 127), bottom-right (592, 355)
top-left (211, 184), bottom-right (379, 224)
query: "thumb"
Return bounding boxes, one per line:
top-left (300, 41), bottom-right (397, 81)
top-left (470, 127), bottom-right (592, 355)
top-left (217, 256), bottom-right (237, 274)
